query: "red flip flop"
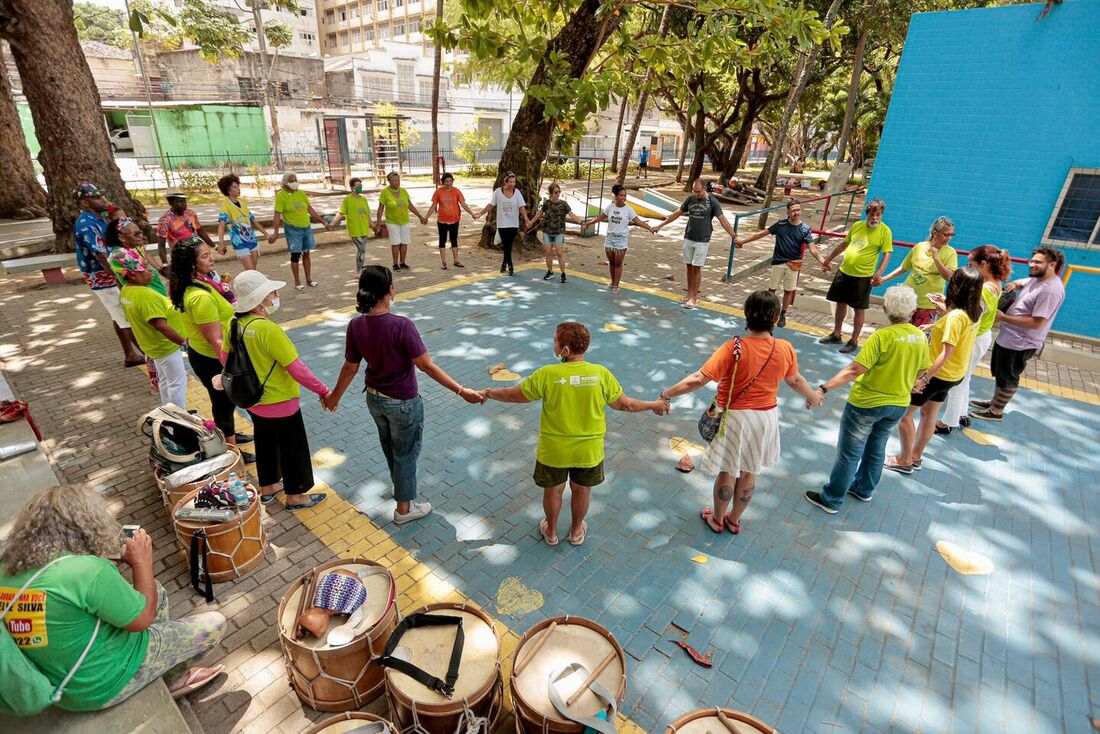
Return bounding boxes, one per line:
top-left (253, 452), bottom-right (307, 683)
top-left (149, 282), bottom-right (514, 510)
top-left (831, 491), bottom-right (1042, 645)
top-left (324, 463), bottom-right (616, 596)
top-left (700, 507), bottom-right (723, 533)
top-left (675, 454), bottom-right (694, 473)
top-left (723, 515), bottom-right (741, 535)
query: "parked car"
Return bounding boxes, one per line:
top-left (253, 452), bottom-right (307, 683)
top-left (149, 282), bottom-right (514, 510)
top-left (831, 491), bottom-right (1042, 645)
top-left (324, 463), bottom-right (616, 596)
top-left (109, 128), bottom-right (132, 152)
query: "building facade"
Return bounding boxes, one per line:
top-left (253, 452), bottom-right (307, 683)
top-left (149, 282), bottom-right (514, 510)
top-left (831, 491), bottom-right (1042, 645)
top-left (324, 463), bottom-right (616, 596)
top-left (318, 0), bottom-right (436, 55)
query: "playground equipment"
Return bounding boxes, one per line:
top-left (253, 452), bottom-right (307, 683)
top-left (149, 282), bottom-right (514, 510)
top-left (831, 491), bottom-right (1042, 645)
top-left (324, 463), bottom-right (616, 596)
top-left (545, 156), bottom-right (607, 237)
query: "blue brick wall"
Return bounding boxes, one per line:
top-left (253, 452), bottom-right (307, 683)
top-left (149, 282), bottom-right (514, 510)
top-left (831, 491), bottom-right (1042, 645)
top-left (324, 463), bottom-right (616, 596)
top-left (867, 0), bottom-right (1100, 337)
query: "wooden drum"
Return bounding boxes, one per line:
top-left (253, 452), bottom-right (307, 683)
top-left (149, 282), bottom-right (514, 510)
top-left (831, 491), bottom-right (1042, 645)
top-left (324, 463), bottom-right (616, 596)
top-left (278, 559), bottom-right (399, 712)
top-left (303, 711), bottom-right (397, 733)
top-left (663, 707), bottom-right (773, 734)
top-left (171, 487), bottom-right (266, 583)
top-left (510, 616), bottom-right (626, 734)
top-left (161, 446), bottom-right (246, 510)
top-left (385, 602), bottom-right (502, 734)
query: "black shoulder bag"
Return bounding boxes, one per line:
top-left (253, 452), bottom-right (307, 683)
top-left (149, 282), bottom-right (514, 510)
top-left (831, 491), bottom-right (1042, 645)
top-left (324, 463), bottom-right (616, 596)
top-left (222, 316), bottom-right (276, 409)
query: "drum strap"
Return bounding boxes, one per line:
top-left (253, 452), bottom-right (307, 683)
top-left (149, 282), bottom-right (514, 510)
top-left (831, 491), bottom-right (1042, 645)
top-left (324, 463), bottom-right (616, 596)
top-left (547, 663), bottom-right (618, 734)
top-left (378, 613), bottom-right (464, 699)
top-left (189, 529), bottom-right (215, 603)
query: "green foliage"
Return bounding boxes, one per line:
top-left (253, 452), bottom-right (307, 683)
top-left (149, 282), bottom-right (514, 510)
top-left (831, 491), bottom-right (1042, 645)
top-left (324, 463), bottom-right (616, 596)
top-left (454, 121), bottom-right (494, 166)
top-left (74, 2), bottom-right (128, 47)
top-left (177, 0), bottom-right (251, 61)
top-left (372, 102), bottom-right (422, 147)
top-left (175, 169), bottom-right (222, 194)
top-left (264, 21), bottom-right (294, 49)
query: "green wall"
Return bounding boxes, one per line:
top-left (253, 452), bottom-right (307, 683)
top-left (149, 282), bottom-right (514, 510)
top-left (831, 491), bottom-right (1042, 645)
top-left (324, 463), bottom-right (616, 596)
top-left (153, 105), bottom-right (271, 167)
top-left (17, 103), bottom-right (39, 158)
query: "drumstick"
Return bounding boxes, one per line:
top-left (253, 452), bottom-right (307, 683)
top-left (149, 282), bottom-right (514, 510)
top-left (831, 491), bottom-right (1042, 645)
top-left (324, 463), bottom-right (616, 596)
top-left (513, 621), bottom-right (557, 676)
top-left (716, 710), bottom-right (740, 734)
top-left (566, 650), bottom-right (617, 706)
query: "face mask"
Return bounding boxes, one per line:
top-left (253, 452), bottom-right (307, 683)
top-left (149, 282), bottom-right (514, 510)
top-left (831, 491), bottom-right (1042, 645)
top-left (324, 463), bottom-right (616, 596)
top-left (287, 182), bottom-right (299, 191)
top-left (267, 296), bottom-right (281, 314)
top-left (354, 185), bottom-right (363, 194)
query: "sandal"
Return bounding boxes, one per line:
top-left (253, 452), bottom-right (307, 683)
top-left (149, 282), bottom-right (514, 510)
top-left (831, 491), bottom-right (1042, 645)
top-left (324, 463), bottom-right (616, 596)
top-left (441, 264), bottom-right (448, 270)
top-left (723, 515), bottom-right (741, 535)
top-left (308, 281), bottom-right (319, 287)
top-left (675, 454), bottom-right (694, 473)
top-left (700, 507), bottom-right (723, 533)
top-left (453, 261), bottom-right (465, 268)
top-left (169, 665), bottom-right (225, 699)
top-left (884, 456), bottom-right (914, 475)
top-left (568, 520), bottom-right (588, 546)
top-left (286, 493), bottom-right (328, 511)
top-left (538, 519), bottom-right (559, 547)
top-left (295, 284), bottom-right (305, 292)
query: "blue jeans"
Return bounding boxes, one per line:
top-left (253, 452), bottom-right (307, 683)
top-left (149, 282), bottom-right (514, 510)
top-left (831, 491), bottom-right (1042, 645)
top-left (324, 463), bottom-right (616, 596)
top-left (820, 402), bottom-right (906, 509)
top-left (366, 392), bottom-right (423, 502)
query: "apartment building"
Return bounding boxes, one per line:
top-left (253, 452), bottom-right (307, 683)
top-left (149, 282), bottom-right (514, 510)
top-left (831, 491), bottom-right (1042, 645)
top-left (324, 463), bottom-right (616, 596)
top-left (318, 0), bottom-right (437, 55)
top-left (190, 0), bottom-right (322, 57)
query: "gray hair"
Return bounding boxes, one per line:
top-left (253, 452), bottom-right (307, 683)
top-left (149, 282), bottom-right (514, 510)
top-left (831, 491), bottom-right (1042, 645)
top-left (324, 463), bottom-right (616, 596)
top-left (865, 197), bottom-right (886, 213)
top-left (883, 285), bottom-right (918, 323)
top-left (281, 172), bottom-right (297, 185)
top-left (386, 171), bottom-right (400, 182)
top-left (1, 485), bottom-right (121, 575)
top-left (929, 216), bottom-right (954, 237)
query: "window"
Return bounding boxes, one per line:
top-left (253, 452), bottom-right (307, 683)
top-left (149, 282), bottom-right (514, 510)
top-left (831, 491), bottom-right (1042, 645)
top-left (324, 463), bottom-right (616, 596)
top-left (377, 0), bottom-right (388, 10)
top-left (339, 9), bottom-right (346, 21)
top-left (418, 79), bottom-right (432, 103)
top-left (1044, 168), bottom-right (1100, 247)
top-left (351, 28), bottom-right (361, 44)
top-left (300, 32), bottom-right (315, 42)
top-left (365, 28), bottom-right (375, 41)
top-left (379, 24), bottom-right (390, 39)
top-left (394, 0), bottom-right (403, 6)
top-left (365, 72), bottom-right (393, 98)
top-left (397, 61), bottom-right (415, 100)
top-left (351, 5), bottom-right (359, 17)
top-left (339, 31), bottom-right (349, 45)
top-left (394, 21), bottom-right (405, 36)
top-left (327, 33), bottom-right (338, 47)
top-left (324, 10), bottom-right (334, 24)
top-left (409, 20), bottom-right (420, 33)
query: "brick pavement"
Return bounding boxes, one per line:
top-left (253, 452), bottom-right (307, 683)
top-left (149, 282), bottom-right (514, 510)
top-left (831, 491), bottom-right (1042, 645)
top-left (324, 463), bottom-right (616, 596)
top-left (1, 211), bottom-right (1097, 734)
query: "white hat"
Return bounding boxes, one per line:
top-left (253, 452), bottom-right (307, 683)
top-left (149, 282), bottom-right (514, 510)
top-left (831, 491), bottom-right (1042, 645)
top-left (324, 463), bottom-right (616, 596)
top-left (232, 270), bottom-right (286, 313)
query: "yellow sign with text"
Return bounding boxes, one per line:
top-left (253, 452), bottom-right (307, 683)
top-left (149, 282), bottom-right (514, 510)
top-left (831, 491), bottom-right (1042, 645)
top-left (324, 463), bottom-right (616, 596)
top-left (1, 587), bottom-right (49, 648)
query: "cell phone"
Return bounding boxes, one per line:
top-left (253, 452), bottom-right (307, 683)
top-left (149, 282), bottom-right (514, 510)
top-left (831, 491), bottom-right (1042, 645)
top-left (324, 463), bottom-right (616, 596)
top-left (120, 525), bottom-right (140, 542)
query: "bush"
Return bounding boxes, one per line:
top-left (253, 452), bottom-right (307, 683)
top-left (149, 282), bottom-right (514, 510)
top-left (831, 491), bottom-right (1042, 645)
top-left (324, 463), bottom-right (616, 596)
top-left (176, 169), bottom-right (221, 194)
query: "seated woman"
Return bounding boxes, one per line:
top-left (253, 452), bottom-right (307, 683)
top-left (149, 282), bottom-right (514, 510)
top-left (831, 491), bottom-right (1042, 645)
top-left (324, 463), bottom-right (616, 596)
top-left (0, 484), bottom-right (226, 711)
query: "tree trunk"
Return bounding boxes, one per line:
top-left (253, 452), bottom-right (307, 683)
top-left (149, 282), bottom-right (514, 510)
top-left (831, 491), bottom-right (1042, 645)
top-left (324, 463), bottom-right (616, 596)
top-left (836, 27), bottom-right (868, 164)
top-left (616, 6), bottom-right (671, 185)
top-left (0, 0), bottom-right (147, 251)
top-left (675, 124), bottom-right (690, 183)
top-left (573, 137), bottom-right (581, 179)
top-left (609, 93), bottom-right (628, 174)
top-left (685, 94), bottom-right (707, 191)
top-left (251, 3), bottom-right (284, 167)
top-left (0, 50), bottom-right (46, 219)
top-left (478, 0), bottom-right (619, 249)
top-left (723, 101), bottom-right (761, 180)
top-left (755, 0), bottom-right (846, 227)
top-left (430, 0), bottom-right (443, 185)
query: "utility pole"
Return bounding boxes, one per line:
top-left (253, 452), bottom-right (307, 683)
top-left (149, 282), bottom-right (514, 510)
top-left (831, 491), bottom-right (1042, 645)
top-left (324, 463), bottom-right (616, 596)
top-left (249, 1), bottom-right (285, 168)
top-left (125, 0), bottom-right (170, 186)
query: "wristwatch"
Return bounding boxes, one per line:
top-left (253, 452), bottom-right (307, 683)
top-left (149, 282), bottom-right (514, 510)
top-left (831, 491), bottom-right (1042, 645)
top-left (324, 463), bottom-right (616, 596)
top-left (818, 384), bottom-right (828, 394)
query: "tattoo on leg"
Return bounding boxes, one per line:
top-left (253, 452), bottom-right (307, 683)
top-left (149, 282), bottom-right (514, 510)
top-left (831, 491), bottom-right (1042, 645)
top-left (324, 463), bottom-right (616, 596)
top-left (717, 484), bottom-right (734, 502)
top-left (736, 484), bottom-right (755, 504)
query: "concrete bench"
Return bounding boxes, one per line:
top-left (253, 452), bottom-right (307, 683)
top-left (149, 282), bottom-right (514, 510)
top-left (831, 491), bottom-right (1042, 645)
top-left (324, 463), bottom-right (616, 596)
top-left (0, 678), bottom-right (193, 734)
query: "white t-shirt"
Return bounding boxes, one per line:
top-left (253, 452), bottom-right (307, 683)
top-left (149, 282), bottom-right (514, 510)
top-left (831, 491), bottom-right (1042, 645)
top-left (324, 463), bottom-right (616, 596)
top-left (604, 203), bottom-right (636, 235)
top-left (491, 188), bottom-right (526, 229)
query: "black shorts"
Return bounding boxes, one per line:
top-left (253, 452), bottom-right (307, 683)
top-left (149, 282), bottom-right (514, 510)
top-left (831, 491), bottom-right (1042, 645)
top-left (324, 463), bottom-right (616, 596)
top-left (533, 460), bottom-right (604, 488)
top-left (910, 376), bottom-right (962, 406)
top-left (248, 408), bottom-right (314, 495)
top-left (826, 271), bottom-right (873, 310)
top-left (437, 221), bottom-right (459, 247)
top-left (990, 343), bottom-right (1036, 389)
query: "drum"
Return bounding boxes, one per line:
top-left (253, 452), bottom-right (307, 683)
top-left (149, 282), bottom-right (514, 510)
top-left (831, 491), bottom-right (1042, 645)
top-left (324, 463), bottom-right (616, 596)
top-left (278, 559), bottom-right (399, 712)
top-left (385, 602), bottom-right (502, 734)
top-left (171, 487), bottom-right (266, 583)
top-left (510, 616), bottom-right (626, 734)
top-left (304, 711), bottom-right (397, 733)
top-left (663, 707), bottom-right (773, 733)
top-left (161, 445), bottom-right (246, 510)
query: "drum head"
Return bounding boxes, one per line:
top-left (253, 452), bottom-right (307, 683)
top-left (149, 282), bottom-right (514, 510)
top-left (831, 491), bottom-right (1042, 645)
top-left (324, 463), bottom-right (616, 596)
top-left (671, 710), bottom-right (771, 734)
top-left (512, 621), bottom-right (624, 719)
top-left (305, 712), bottom-right (392, 733)
top-left (387, 609), bottom-right (499, 703)
top-left (279, 563), bottom-right (395, 651)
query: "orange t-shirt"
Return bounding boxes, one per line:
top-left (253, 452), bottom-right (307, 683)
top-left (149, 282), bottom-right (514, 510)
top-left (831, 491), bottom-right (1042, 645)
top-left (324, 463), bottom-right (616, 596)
top-left (700, 336), bottom-right (798, 410)
top-left (432, 187), bottom-right (465, 224)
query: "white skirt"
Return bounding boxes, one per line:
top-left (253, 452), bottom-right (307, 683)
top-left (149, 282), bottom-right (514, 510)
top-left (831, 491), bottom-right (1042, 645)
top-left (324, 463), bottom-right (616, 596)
top-left (702, 407), bottom-right (781, 476)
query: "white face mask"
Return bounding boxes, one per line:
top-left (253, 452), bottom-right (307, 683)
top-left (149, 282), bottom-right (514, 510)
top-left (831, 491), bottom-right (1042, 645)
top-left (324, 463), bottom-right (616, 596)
top-left (267, 296), bottom-right (281, 314)
top-left (287, 181), bottom-right (299, 191)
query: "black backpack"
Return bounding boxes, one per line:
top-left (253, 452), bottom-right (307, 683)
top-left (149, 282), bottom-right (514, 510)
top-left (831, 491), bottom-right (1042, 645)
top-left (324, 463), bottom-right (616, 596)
top-left (222, 317), bottom-right (275, 409)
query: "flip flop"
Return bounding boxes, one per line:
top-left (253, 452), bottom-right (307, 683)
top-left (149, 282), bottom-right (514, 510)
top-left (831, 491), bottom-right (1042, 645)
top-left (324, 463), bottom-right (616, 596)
top-left (568, 520), bottom-right (588, 546)
top-left (538, 519), bottom-right (559, 547)
top-left (124, 359), bottom-right (146, 368)
top-left (723, 515), bottom-right (741, 535)
top-left (169, 664), bottom-right (225, 699)
top-left (308, 281), bottom-right (319, 287)
top-left (675, 454), bottom-right (695, 473)
top-left (260, 488), bottom-right (284, 506)
top-left (441, 264), bottom-right (448, 270)
top-left (295, 284), bottom-right (305, 292)
top-left (700, 507), bottom-right (723, 533)
top-left (453, 262), bottom-right (465, 268)
top-left (286, 493), bottom-right (328, 511)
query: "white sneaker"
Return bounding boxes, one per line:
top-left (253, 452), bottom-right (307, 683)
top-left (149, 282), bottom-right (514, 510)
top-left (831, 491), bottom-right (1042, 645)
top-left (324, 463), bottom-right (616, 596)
top-left (383, 485), bottom-right (394, 499)
top-left (393, 500), bottom-right (432, 524)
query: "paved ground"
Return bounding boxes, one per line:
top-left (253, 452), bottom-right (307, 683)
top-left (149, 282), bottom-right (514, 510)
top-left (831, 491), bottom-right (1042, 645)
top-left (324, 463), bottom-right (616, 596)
top-left (1, 208), bottom-right (1097, 734)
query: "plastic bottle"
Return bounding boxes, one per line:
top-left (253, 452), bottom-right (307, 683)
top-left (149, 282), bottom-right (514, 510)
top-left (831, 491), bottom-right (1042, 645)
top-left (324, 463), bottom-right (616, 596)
top-left (227, 472), bottom-right (248, 507)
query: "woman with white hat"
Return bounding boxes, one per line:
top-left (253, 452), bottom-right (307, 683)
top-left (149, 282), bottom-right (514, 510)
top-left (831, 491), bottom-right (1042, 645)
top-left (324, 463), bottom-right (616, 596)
top-left (225, 270), bottom-right (331, 510)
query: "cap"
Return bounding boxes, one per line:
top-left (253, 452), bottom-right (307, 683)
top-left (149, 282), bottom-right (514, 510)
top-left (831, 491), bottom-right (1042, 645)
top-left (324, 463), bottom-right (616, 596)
top-left (231, 269), bottom-right (287, 313)
top-left (73, 182), bottom-right (104, 199)
top-left (165, 187), bottom-right (187, 199)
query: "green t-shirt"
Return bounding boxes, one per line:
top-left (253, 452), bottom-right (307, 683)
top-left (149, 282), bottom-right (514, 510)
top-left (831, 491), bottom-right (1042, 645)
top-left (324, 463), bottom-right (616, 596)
top-left (931, 308), bottom-right (977, 382)
top-left (848, 323), bottom-right (931, 409)
top-left (0, 555), bottom-right (148, 711)
top-left (839, 220), bottom-right (893, 278)
top-left (379, 187), bottom-right (411, 225)
top-left (339, 194), bottom-right (373, 238)
top-left (902, 241), bottom-right (958, 308)
top-left (977, 282), bottom-right (999, 335)
top-left (182, 282), bottom-right (234, 358)
top-left (119, 284), bottom-right (184, 359)
top-left (519, 361), bottom-right (623, 468)
top-left (275, 189), bottom-right (312, 228)
top-left (225, 315), bottom-right (300, 404)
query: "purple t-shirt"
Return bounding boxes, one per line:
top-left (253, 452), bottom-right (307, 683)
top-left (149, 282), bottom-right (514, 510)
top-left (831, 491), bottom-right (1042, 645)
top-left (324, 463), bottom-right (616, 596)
top-left (344, 312), bottom-right (427, 400)
top-left (996, 276), bottom-right (1065, 351)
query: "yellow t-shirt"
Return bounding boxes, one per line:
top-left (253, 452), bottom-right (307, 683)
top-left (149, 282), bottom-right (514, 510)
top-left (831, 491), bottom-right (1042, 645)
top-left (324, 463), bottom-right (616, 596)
top-left (274, 189), bottom-right (312, 228)
top-left (977, 282), bottom-right (999, 336)
top-left (931, 308), bottom-right (978, 382)
top-left (181, 283), bottom-right (234, 358)
top-left (119, 284), bottom-right (184, 360)
top-left (224, 315), bottom-right (300, 404)
top-left (339, 194), bottom-right (373, 238)
top-left (379, 187), bottom-right (411, 225)
top-left (839, 220), bottom-right (894, 278)
top-left (848, 323), bottom-right (931, 408)
top-left (902, 241), bottom-right (958, 309)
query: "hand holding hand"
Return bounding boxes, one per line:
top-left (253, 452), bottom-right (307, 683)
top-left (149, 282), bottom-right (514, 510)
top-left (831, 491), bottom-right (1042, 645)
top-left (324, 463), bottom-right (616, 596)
top-left (912, 375), bottom-right (929, 394)
top-left (650, 400), bottom-right (669, 416)
top-left (321, 392), bottom-right (340, 412)
top-left (458, 387), bottom-right (485, 405)
top-left (267, 233), bottom-right (278, 244)
top-left (806, 389), bottom-right (825, 409)
top-left (120, 528), bottom-right (153, 569)
top-left (820, 260), bottom-right (831, 273)
top-left (871, 275), bottom-right (883, 287)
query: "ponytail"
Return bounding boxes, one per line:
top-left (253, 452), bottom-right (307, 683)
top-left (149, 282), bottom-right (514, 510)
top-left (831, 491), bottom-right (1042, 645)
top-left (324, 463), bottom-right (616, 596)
top-left (356, 265), bottom-right (393, 314)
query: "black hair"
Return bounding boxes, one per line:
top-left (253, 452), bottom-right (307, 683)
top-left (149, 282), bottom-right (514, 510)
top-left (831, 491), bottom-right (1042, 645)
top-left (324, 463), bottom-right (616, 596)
top-left (104, 218), bottom-right (124, 251)
top-left (356, 265), bottom-right (393, 314)
top-left (1032, 246), bottom-right (1064, 274)
top-left (169, 238), bottom-right (204, 311)
top-left (945, 265), bottom-right (985, 323)
top-left (441, 172), bottom-right (454, 183)
top-left (785, 199), bottom-right (799, 210)
top-left (744, 290), bottom-right (782, 332)
top-left (349, 177), bottom-right (363, 188)
top-left (611, 184), bottom-right (626, 197)
top-left (217, 173), bottom-right (239, 196)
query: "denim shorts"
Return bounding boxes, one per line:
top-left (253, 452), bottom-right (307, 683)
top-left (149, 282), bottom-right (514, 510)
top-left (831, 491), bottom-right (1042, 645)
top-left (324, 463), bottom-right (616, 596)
top-left (542, 232), bottom-right (565, 246)
top-left (605, 232), bottom-right (629, 251)
top-left (284, 224), bottom-right (316, 254)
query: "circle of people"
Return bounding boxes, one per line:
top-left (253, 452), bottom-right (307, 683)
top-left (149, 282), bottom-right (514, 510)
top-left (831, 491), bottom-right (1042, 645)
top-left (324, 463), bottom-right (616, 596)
top-left (2, 179), bottom-right (1067, 714)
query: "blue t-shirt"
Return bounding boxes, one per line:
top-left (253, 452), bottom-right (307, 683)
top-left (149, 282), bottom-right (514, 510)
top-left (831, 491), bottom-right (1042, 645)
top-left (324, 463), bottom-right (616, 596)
top-left (639, 148), bottom-right (649, 164)
top-left (74, 211), bottom-right (116, 290)
top-left (768, 219), bottom-right (816, 265)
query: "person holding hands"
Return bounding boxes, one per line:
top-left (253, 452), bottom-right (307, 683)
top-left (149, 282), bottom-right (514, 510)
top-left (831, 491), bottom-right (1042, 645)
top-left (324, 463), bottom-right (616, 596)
top-left (376, 172), bottom-right (427, 271)
top-left (478, 172), bottom-right (532, 276)
top-left (582, 184), bottom-right (656, 293)
top-left (425, 172), bottom-right (479, 270)
top-left (269, 173), bottom-right (333, 291)
top-left (528, 182), bottom-right (584, 283)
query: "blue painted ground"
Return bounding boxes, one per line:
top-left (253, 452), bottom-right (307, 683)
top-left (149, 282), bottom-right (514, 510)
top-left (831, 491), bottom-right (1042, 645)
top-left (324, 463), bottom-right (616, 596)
top-left (290, 272), bottom-right (1099, 733)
